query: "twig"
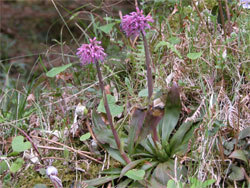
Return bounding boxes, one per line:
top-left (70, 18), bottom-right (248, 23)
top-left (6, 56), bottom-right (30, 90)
top-left (31, 135), bottom-right (103, 164)
top-left (191, 0), bottom-right (212, 41)
top-left (13, 125), bottom-right (44, 165)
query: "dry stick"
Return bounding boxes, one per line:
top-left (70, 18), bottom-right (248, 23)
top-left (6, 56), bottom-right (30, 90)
top-left (224, 0), bottom-right (232, 35)
top-left (142, 32), bottom-right (153, 104)
top-left (218, 0), bottom-right (227, 39)
top-left (95, 61), bottom-right (131, 164)
top-left (31, 135), bottom-right (102, 164)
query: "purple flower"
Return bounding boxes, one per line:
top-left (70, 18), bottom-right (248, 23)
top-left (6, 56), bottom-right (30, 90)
top-left (76, 37), bottom-right (107, 65)
top-left (121, 7), bottom-right (154, 38)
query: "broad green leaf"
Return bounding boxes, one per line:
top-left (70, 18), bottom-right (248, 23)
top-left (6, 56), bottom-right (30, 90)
top-left (160, 84), bottom-right (181, 144)
top-left (120, 159), bottom-right (148, 178)
top-left (239, 127), bottom-right (250, 139)
top-left (0, 160), bottom-right (8, 174)
top-left (80, 132), bottom-right (91, 141)
top-left (152, 161), bottom-right (175, 185)
top-left (187, 52), bottom-right (203, 60)
top-left (12, 136), bottom-right (31, 152)
top-left (91, 110), bottom-right (117, 148)
top-left (138, 88), bottom-right (148, 97)
top-left (228, 165), bottom-right (244, 181)
top-left (97, 94), bottom-right (123, 117)
top-left (98, 23), bottom-right (116, 34)
top-left (46, 63), bottom-right (72, 77)
top-left (128, 108), bottom-right (146, 154)
top-left (104, 146), bottom-right (126, 165)
top-left (10, 158), bottom-right (24, 173)
top-left (125, 169), bottom-right (145, 180)
top-left (229, 150), bottom-right (248, 164)
top-left (83, 175), bottom-right (119, 186)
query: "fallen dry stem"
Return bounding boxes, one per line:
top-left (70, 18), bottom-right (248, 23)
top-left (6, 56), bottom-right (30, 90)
top-left (31, 135), bottom-right (103, 164)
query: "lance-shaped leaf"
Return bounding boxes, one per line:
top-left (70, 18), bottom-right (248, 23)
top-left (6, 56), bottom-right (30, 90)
top-left (83, 175), bottom-right (119, 186)
top-left (127, 108), bottom-right (146, 154)
top-left (120, 159), bottom-right (149, 179)
top-left (137, 109), bottom-right (163, 143)
top-left (229, 150), bottom-right (248, 165)
top-left (160, 83), bottom-right (181, 145)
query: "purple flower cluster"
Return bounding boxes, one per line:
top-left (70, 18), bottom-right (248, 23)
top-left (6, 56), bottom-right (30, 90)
top-left (121, 7), bottom-right (154, 38)
top-left (76, 37), bottom-right (106, 65)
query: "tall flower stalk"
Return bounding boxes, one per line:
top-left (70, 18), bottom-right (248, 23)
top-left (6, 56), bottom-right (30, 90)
top-left (121, 6), bottom-right (154, 104)
top-left (77, 38), bottom-right (130, 164)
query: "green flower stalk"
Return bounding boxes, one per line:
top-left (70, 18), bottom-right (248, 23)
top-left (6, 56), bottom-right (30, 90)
top-left (77, 38), bottom-right (130, 164)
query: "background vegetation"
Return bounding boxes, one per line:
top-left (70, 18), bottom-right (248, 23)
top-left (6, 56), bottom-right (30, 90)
top-left (0, 0), bottom-right (249, 187)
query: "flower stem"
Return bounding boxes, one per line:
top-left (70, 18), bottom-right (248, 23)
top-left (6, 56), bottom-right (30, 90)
top-left (95, 61), bottom-right (131, 164)
top-left (142, 32), bottom-right (153, 105)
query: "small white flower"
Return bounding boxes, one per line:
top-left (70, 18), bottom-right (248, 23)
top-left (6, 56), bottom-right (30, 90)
top-left (46, 166), bottom-right (63, 188)
top-left (46, 166), bottom-right (58, 176)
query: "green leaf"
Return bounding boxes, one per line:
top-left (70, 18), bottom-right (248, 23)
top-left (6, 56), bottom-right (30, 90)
top-left (239, 127), bottom-right (250, 139)
top-left (83, 175), bottom-right (119, 186)
top-left (120, 159), bottom-right (148, 178)
top-left (98, 23), bottom-right (116, 34)
top-left (91, 110), bottom-right (117, 148)
top-left (170, 121), bottom-right (193, 148)
top-left (168, 37), bottom-right (180, 45)
top-left (92, 110), bottom-right (106, 128)
top-left (228, 165), bottom-right (244, 181)
top-left (116, 179), bottom-right (132, 188)
top-left (104, 146), bottom-right (126, 165)
top-left (138, 88), bottom-right (148, 97)
top-left (97, 94), bottom-right (123, 117)
top-left (46, 63), bottom-right (72, 77)
top-left (10, 158), bottom-right (24, 173)
top-left (202, 179), bottom-right (216, 187)
top-left (100, 168), bottom-right (121, 175)
top-left (167, 180), bottom-right (177, 188)
top-left (160, 84), bottom-right (181, 144)
top-left (80, 132), bottom-right (91, 141)
top-left (0, 160), bottom-right (8, 174)
top-left (125, 169), bottom-right (145, 181)
top-left (187, 52), bottom-right (203, 60)
top-left (229, 150), bottom-right (248, 164)
top-left (151, 161), bottom-right (175, 185)
top-left (12, 136), bottom-right (31, 152)
top-left (154, 41), bottom-right (182, 58)
top-left (154, 41), bottom-right (168, 52)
